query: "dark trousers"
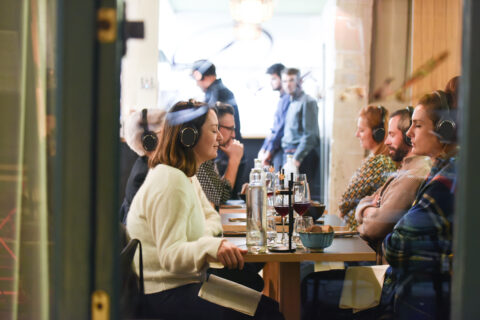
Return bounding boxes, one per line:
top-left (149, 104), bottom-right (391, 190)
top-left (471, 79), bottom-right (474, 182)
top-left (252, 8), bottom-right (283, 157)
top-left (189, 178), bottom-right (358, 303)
top-left (301, 270), bottom-right (385, 320)
top-left (143, 283), bottom-right (284, 320)
top-left (208, 262), bottom-right (265, 292)
top-left (301, 270), bottom-right (449, 320)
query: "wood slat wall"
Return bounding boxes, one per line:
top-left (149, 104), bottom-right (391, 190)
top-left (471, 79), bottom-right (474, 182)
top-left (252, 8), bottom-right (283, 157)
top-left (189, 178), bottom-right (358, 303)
top-left (412, 0), bottom-right (462, 102)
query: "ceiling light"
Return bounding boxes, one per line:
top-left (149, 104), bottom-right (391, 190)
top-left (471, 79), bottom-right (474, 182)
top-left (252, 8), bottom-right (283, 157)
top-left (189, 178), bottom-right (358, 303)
top-left (230, 0), bottom-right (274, 25)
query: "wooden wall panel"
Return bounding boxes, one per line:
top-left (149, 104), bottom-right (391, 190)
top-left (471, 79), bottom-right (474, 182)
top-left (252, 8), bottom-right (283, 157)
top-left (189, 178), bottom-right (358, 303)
top-left (412, 0), bottom-right (462, 102)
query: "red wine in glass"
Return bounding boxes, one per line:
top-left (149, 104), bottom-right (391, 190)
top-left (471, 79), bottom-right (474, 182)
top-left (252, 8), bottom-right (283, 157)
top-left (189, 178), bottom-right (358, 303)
top-left (293, 202), bottom-right (311, 216)
top-left (267, 191), bottom-right (274, 197)
top-left (274, 205), bottom-right (289, 217)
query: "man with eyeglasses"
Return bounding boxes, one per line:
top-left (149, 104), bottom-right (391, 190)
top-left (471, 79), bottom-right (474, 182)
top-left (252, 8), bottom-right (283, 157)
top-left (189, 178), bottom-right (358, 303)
top-left (197, 103), bottom-right (244, 207)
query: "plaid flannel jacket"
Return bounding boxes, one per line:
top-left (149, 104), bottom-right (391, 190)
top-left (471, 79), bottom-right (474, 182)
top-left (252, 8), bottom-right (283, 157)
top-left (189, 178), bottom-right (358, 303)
top-left (383, 157), bottom-right (456, 293)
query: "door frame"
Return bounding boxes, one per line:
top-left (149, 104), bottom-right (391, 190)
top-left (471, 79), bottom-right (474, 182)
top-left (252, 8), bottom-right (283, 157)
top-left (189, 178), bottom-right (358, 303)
top-left (54, 0), bottom-right (122, 318)
top-left (451, 0), bottom-right (480, 319)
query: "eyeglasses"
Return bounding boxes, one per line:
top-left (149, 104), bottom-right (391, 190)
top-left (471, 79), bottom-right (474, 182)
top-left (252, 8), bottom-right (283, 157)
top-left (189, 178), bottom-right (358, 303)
top-left (219, 125), bottom-right (235, 133)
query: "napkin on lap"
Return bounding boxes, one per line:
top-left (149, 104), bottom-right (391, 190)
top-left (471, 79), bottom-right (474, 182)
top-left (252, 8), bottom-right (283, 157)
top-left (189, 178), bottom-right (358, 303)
top-left (198, 274), bottom-right (262, 316)
top-left (339, 265), bottom-right (389, 312)
top-left (314, 261), bottom-right (345, 272)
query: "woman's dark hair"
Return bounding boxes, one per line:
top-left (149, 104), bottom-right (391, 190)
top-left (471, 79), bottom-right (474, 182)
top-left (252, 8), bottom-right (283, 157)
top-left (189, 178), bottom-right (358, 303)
top-left (149, 99), bottom-right (217, 177)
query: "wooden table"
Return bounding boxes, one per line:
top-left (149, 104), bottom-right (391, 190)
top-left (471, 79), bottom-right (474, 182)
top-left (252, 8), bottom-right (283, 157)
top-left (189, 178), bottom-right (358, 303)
top-left (219, 207), bottom-right (375, 320)
top-left (223, 236), bottom-right (375, 320)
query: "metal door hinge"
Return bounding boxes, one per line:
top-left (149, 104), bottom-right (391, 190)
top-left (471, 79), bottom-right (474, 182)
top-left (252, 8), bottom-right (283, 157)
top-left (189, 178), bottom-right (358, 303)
top-left (92, 290), bottom-right (110, 320)
top-left (97, 8), bottom-right (116, 43)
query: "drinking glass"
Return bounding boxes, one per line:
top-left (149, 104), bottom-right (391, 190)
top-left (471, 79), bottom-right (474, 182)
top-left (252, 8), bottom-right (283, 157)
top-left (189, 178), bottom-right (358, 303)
top-left (266, 215), bottom-right (277, 247)
top-left (264, 166), bottom-right (275, 208)
top-left (293, 174), bottom-right (311, 216)
top-left (273, 172), bottom-right (289, 244)
top-left (294, 216), bottom-right (313, 248)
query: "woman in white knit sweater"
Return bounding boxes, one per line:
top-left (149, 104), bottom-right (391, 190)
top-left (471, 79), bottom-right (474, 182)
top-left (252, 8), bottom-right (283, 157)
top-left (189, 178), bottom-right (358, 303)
top-left (127, 100), bottom-right (283, 319)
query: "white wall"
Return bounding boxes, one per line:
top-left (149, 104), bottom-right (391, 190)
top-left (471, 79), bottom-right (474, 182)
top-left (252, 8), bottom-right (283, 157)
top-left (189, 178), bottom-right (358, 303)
top-left (327, 0), bottom-right (374, 215)
top-left (120, 0), bottom-right (160, 137)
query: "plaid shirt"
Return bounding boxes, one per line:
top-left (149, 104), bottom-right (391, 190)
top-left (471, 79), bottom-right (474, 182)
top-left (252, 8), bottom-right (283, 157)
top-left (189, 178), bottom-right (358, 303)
top-left (339, 154), bottom-right (397, 230)
top-left (383, 157), bottom-right (456, 295)
top-left (196, 160), bottom-right (232, 206)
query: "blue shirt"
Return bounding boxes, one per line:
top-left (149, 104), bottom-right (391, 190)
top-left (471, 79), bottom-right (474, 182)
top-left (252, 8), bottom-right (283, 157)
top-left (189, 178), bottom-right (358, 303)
top-left (281, 91), bottom-right (320, 163)
top-left (261, 92), bottom-right (291, 154)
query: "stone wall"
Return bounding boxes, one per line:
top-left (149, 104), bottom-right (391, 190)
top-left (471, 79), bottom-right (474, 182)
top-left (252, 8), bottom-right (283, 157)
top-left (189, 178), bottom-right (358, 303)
top-left (327, 0), bottom-right (374, 215)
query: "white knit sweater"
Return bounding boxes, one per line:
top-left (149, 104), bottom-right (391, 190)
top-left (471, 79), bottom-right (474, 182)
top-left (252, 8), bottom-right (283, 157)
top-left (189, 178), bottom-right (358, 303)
top-left (126, 164), bottom-right (224, 294)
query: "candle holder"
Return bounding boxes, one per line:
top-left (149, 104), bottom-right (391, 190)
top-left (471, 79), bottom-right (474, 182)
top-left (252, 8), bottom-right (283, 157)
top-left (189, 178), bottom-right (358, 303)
top-left (269, 172), bottom-right (296, 253)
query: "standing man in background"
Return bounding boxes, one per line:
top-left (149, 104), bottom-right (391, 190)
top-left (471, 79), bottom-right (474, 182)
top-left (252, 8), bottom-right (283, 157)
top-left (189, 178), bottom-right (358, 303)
top-left (281, 68), bottom-right (321, 200)
top-left (192, 59), bottom-right (245, 197)
top-left (258, 63), bottom-right (291, 170)
top-left (192, 59), bottom-right (242, 140)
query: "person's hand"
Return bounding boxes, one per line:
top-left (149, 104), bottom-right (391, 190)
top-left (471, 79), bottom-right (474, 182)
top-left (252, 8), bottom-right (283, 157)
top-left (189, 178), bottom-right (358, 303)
top-left (257, 149), bottom-right (266, 160)
top-left (240, 182), bottom-right (249, 195)
top-left (220, 139), bottom-right (244, 163)
top-left (216, 240), bottom-right (247, 270)
top-left (372, 193), bottom-right (380, 206)
top-left (294, 159), bottom-right (301, 167)
top-left (363, 206), bottom-right (376, 220)
top-left (262, 151), bottom-right (272, 166)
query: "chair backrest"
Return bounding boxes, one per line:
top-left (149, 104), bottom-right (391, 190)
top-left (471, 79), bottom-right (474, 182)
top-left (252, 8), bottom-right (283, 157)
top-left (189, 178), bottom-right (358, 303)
top-left (119, 224), bottom-right (144, 318)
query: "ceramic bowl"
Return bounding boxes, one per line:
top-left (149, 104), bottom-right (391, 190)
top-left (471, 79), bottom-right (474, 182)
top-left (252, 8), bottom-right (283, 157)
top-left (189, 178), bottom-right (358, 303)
top-left (299, 230), bottom-right (334, 252)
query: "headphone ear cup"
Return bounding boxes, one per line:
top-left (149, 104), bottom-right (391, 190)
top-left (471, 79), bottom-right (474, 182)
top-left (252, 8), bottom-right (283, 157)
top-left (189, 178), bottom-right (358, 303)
top-left (372, 128), bottom-right (385, 143)
top-left (142, 131), bottom-right (158, 152)
top-left (403, 132), bottom-right (412, 147)
top-left (435, 120), bottom-right (456, 144)
top-left (180, 126), bottom-right (199, 148)
top-left (192, 70), bottom-right (202, 81)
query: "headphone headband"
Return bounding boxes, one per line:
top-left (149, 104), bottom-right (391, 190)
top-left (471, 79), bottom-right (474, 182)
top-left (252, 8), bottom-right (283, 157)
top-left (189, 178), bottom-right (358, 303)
top-left (141, 109), bottom-right (148, 131)
top-left (433, 91), bottom-right (456, 144)
top-left (406, 106), bottom-right (414, 116)
top-left (372, 105), bottom-right (386, 143)
top-left (402, 106), bottom-right (414, 147)
top-left (140, 108), bottom-right (158, 152)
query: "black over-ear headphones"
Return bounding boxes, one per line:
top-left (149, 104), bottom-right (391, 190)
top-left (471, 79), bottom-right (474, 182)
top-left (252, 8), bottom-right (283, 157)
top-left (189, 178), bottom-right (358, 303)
top-left (372, 106), bottom-right (386, 143)
top-left (433, 91), bottom-right (456, 144)
top-left (403, 106), bottom-right (414, 147)
top-left (141, 109), bottom-right (158, 152)
top-left (179, 101), bottom-right (200, 148)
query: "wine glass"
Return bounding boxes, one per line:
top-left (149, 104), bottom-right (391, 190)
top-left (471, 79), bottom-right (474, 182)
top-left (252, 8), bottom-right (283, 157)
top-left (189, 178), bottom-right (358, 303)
top-left (273, 172), bottom-right (289, 244)
top-left (293, 174), bottom-right (312, 248)
top-left (264, 166), bottom-right (275, 208)
top-left (293, 174), bottom-right (311, 216)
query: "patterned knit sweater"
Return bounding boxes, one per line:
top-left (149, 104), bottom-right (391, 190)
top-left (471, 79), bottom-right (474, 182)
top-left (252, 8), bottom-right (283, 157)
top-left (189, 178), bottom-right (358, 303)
top-left (339, 154), bottom-right (397, 230)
